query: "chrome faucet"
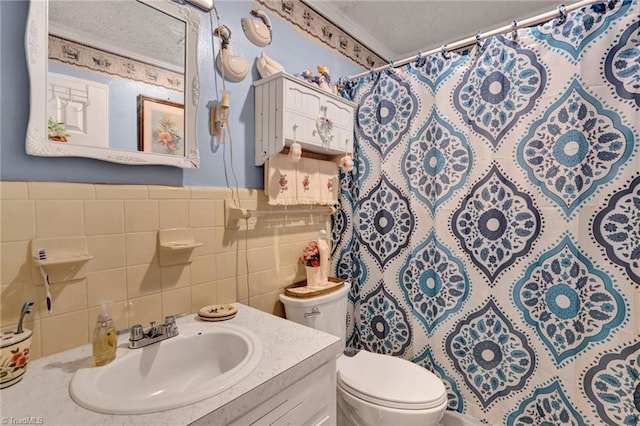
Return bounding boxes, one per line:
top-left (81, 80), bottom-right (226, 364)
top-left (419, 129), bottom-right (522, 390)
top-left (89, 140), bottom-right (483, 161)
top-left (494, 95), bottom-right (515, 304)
top-left (128, 315), bottom-right (179, 349)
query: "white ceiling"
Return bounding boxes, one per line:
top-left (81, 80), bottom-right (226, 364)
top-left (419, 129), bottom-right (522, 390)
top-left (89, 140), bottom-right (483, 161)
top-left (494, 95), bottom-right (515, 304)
top-left (305, 0), bottom-right (580, 61)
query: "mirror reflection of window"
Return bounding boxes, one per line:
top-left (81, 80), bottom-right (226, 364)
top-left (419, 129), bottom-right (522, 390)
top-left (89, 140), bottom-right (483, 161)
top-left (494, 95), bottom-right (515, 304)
top-left (47, 0), bottom-right (185, 155)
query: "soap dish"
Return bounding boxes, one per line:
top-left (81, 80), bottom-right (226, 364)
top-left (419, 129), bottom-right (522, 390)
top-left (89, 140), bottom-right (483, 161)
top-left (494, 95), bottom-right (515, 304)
top-left (198, 304), bottom-right (237, 321)
top-left (198, 314), bottom-right (236, 322)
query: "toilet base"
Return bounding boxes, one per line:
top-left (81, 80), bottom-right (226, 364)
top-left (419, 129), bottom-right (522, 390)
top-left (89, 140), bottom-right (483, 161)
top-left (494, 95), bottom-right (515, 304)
top-left (337, 383), bottom-right (447, 426)
top-left (438, 411), bottom-right (485, 426)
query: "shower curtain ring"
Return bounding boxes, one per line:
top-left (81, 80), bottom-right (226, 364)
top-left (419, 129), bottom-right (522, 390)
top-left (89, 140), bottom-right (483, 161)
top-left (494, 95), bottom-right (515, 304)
top-left (389, 60), bottom-right (395, 69)
top-left (475, 32), bottom-right (482, 48)
top-left (441, 44), bottom-right (450, 59)
top-left (369, 67), bottom-right (375, 79)
top-left (416, 50), bottom-right (425, 66)
top-left (557, 4), bottom-right (567, 24)
top-left (511, 20), bottom-right (518, 41)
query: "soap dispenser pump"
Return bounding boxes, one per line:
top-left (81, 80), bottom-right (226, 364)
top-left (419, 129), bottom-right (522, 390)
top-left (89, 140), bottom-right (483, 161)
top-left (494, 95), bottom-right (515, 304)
top-left (92, 302), bottom-right (116, 366)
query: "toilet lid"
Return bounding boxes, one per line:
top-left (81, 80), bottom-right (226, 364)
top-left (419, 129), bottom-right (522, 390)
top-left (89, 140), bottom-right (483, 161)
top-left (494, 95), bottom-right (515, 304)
top-left (337, 351), bottom-right (447, 410)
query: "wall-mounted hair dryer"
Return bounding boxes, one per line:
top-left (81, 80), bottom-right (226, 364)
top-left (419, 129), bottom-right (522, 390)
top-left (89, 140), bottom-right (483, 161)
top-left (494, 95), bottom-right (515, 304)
top-left (210, 90), bottom-right (230, 142)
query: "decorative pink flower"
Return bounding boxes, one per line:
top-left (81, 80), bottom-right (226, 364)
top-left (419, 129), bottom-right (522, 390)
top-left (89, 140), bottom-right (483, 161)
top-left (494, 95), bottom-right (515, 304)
top-left (302, 240), bottom-right (321, 266)
top-left (327, 180), bottom-right (333, 191)
top-left (302, 175), bottom-right (310, 190)
top-left (279, 174), bottom-right (289, 194)
top-left (158, 131), bottom-right (173, 144)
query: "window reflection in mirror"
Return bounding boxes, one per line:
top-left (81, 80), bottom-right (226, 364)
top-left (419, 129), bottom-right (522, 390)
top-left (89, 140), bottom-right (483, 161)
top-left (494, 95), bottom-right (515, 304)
top-left (47, 0), bottom-right (185, 156)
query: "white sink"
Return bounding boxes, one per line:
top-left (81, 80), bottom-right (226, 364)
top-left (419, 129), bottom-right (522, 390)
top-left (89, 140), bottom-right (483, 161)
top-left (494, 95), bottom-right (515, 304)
top-left (70, 321), bottom-right (262, 415)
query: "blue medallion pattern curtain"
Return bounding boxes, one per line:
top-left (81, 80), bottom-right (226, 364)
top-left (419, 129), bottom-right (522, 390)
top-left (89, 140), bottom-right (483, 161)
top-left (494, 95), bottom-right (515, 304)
top-left (333, 0), bottom-right (639, 423)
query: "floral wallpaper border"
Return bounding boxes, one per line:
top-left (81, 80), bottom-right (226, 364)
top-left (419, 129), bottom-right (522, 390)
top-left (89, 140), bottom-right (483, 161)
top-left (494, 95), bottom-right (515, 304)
top-left (255, 0), bottom-right (386, 70)
top-left (48, 35), bottom-right (184, 92)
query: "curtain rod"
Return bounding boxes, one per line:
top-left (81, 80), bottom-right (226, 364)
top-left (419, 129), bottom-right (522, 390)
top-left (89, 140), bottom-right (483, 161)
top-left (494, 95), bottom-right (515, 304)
top-left (345, 0), bottom-right (604, 81)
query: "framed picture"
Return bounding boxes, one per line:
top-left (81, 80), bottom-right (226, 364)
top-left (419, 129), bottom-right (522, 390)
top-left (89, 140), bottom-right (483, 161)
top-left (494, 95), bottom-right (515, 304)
top-left (137, 95), bottom-right (184, 156)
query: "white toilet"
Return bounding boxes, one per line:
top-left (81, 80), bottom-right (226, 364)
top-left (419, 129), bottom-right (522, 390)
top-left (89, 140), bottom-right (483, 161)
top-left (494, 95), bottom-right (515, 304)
top-left (279, 283), bottom-right (448, 426)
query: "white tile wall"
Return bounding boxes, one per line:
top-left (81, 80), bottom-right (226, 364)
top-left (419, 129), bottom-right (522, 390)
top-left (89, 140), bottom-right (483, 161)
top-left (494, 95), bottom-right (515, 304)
top-left (0, 181), bottom-right (330, 359)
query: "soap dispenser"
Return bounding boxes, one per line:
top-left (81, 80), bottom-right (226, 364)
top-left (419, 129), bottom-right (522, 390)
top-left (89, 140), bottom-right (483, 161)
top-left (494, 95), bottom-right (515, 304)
top-left (92, 302), bottom-right (116, 366)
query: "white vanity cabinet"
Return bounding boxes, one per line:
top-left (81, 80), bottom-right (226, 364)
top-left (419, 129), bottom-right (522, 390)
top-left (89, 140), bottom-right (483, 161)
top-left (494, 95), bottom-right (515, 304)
top-left (0, 304), bottom-right (342, 426)
top-left (229, 360), bottom-right (336, 426)
top-left (254, 72), bottom-right (356, 166)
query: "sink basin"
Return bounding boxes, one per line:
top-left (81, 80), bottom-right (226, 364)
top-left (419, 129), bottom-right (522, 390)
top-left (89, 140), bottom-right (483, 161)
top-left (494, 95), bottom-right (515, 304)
top-left (70, 321), bottom-right (262, 415)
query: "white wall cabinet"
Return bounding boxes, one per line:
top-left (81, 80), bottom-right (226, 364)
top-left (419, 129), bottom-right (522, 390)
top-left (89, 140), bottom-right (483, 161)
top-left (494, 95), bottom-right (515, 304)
top-left (48, 72), bottom-right (108, 148)
top-left (229, 359), bottom-right (336, 426)
top-left (254, 72), bottom-right (356, 166)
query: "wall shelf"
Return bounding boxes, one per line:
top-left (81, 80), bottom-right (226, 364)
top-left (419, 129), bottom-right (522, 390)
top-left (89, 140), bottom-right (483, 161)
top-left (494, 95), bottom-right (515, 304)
top-left (159, 241), bottom-right (203, 250)
top-left (31, 253), bottom-right (93, 267)
top-left (158, 229), bottom-right (201, 266)
top-left (31, 237), bottom-right (92, 284)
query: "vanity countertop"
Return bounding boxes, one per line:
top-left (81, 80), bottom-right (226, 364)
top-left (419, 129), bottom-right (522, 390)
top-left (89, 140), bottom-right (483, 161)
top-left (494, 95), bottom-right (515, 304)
top-left (0, 303), bottom-right (341, 425)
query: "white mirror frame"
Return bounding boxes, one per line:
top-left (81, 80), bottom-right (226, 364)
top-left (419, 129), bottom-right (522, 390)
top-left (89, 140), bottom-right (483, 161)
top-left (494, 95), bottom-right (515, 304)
top-left (25, 0), bottom-right (201, 168)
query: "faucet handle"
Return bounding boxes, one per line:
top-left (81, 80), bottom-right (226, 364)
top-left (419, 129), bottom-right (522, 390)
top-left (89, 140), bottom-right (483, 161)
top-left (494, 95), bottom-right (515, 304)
top-left (163, 315), bottom-right (179, 337)
top-left (129, 325), bottom-right (144, 342)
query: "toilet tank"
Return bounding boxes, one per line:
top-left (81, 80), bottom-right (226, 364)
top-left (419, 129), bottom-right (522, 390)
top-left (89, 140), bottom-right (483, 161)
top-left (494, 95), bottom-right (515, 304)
top-left (279, 283), bottom-right (350, 349)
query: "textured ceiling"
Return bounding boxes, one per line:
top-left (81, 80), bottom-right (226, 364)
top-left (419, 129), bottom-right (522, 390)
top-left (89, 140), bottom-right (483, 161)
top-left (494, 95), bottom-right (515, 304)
top-left (48, 0), bottom-right (185, 71)
top-left (305, 0), bottom-right (580, 61)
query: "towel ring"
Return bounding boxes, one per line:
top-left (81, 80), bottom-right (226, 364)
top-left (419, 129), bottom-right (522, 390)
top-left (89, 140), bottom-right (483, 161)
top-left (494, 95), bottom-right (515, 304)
top-left (475, 32), bottom-right (482, 48)
top-left (441, 44), bottom-right (451, 59)
top-left (511, 20), bottom-right (518, 41)
top-left (557, 4), bottom-right (567, 24)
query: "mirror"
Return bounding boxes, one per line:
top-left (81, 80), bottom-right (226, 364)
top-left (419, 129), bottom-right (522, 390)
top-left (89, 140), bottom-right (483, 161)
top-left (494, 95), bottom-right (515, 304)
top-left (25, 0), bottom-right (201, 168)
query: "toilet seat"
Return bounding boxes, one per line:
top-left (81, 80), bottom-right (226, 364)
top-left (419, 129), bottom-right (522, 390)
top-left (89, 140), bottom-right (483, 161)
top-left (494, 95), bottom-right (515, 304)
top-left (337, 351), bottom-right (447, 410)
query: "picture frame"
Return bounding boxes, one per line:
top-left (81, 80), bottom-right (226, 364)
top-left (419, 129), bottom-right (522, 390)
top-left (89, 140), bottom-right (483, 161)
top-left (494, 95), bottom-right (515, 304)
top-left (137, 95), bottom-right (185, 156)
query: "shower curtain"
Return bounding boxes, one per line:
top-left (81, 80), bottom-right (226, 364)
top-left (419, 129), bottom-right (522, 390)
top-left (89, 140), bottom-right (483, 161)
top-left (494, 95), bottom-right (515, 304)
top-left (333, 0), bottom-right (639, 423)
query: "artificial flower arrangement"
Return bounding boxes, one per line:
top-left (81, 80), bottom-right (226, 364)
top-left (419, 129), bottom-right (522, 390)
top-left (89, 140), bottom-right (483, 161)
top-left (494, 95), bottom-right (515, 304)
top-left (302, 240), bottom-right (320, 267)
